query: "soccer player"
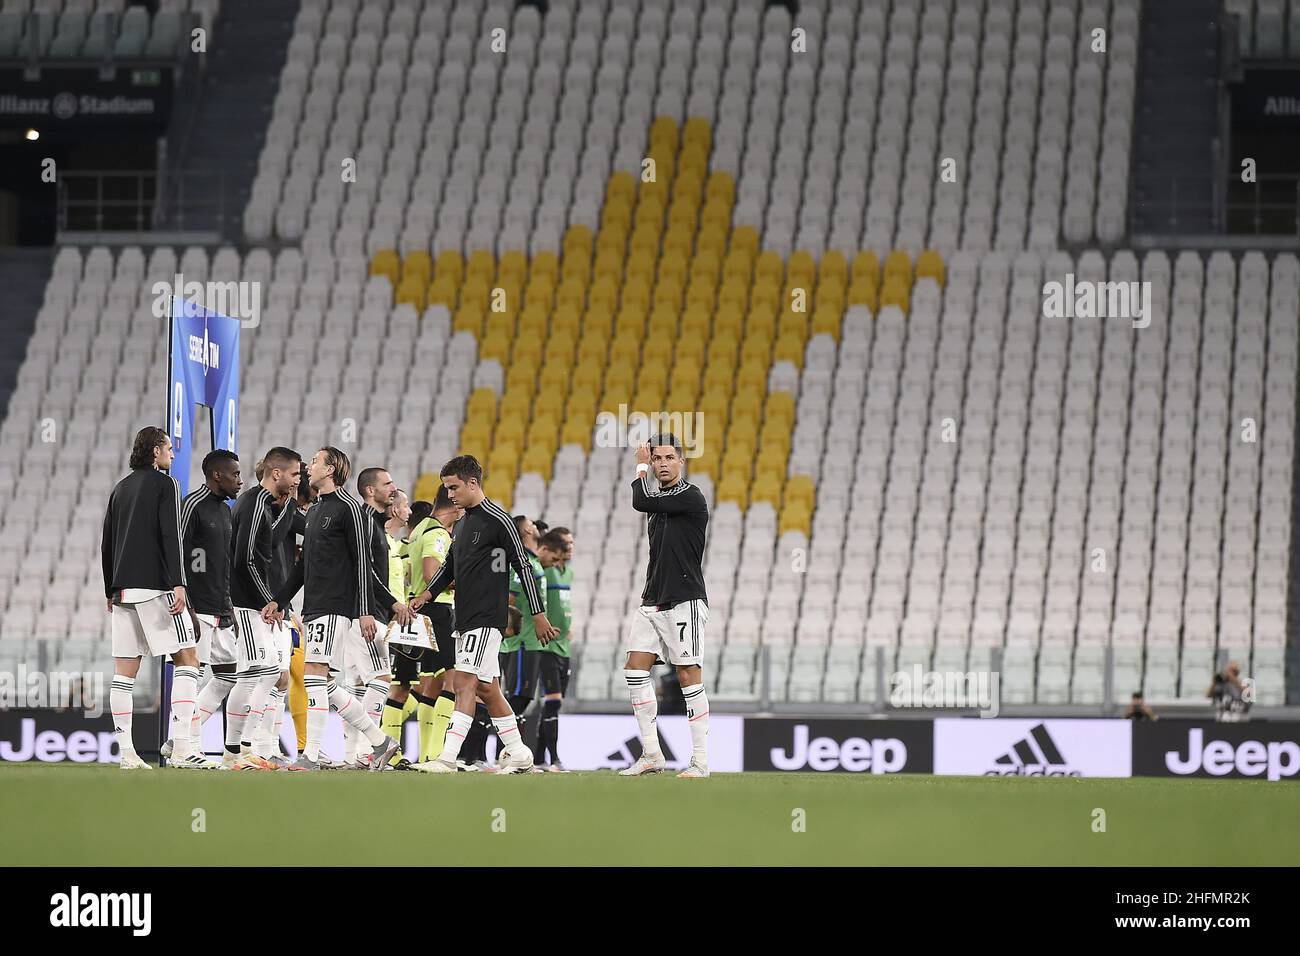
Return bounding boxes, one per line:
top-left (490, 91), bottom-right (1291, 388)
top-left (537, 528), bottom-right (574, 771)
top-left (227, 446), bottom-right (300, 770)
top-left (409, 455), bottom-right (556, 773)
top-left (261, 447), bottom-right (407, 771)
top-left (250, 458), bottom-right (309, 766)
top-left (391, 489), bottom-right (461, 764)
top-left (350, 467), bottom-right (402, 765)
top-left (500, 514), bottom-right (547, 746)
top-left (284, 462), bottom-right (315, 754)
top-left (161, 449), bottom-right (242, 765)
top-left (460, 605), bottom-right (523, 771)
top-left (101, 426), bottom-right (204, 770)
top-left (621, 436), bottom-right (711, 778)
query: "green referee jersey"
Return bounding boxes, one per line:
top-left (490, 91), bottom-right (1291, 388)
top-left (386, 531), bottom-right (406, 601)
top-left (408, 517), bottom-right (454, 605)
top-left (503, 550), bottom-right (547, 651)
top-left (542, 564), bottom-right (572, 658)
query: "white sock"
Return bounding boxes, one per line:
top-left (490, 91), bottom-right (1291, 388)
top-left (111, 674), bottom-right (137, 759)
top-left (624, 669), bottom-right (661, 757)
top-left (438, 710), bottom-right (473, 763)
top-left (256, 686), bottom-right (287, 758)
top-left (681, 683), bottom-right (709, 764)
top-left (342, 685), bottom-right (364, 762)
top-left (330, 681), bottom-right (386, 747)
top-left (362, 679), bottom-right (389, 727)
top-left (304, 675), bottom-right (329, 762)
top-left (492, 712), bottom-right (526, 756)
top-left (191, 671), bottom-right (234, 746)
top-left (240, 670), bottom-right (279, 752)
top-left (225, 673), bottom-right (255, 754)
top-left (170, 665), bottom-right (200, 758)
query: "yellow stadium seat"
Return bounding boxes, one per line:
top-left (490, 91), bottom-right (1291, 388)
top-left (706, 170), bottom-right (735, 205)
top-left (779, 505), bottom-right (811, 537)
top-left (779, 308), bottom-right (809, 337)
top-left (521, 445), bottom-right (553, 480)
top-left (727, 422), bottom-right (759, 452)
top-left (750, 476), bottom-right (783, 506)
top-left (847, 277), bottom-right (879, 310)
top-left (881, 276), bottom-right (910, 311)
top-left (852, 250), bottom-right (880, 282)
top-left (531, 250), bottom-right (559, 281)
top-left (731, 390), bottom-right (761, 421)
top-left (784, 475), bottom-right (816, 511)
top-left (395, 278), bottom-right (426, 311)
top-left (499, 250), bottom-right (528, 282)
top-left (467, 250), bottom-right (496, 281)
top-left (690, 451), bottom-right (719, 481)
top-left (494, 417), bottom-right (525, 448)
top-left (774, 332), bottom-right (805, 368)
top-left (730, 225), bottom-right (759, 257)
top-left (561, 417), bottom-right (592, 451)
top-left (370, 249), bottom-right (400, 285)
top-left (740, 335), bottom-right (772, 367)
top-left (403, 250), bottom-right (432, 287)
top-left (916, 248), bottom-right (945, 287)
top-left (717, 474), bottom-right (749, 508)
top-left (479, 336), bottom-right (510, 364)
top-left (435, 250), bottom-right (464, 286)
top-left (414, 472), bottom-right (441, 502)
top-left (564, 224), bottom-right (593, 255)
top-left (483, 474), bottom-right (512, 510)
top-left (756, 250), bottom-right (784, 284)
top-left (466, 388), bottom-right (498, 416)
top-left (637, 364), bottom-right (668, 393)
top-left (765, 392), bottom-right (796, 429)
top-left (811, 305), bottom-right (843, 339)
top-left (788, 250), bottom-right (816, 286)
top-left (607, 170), bottom-right (637, 202)
top-left (427, 276), bottom-right (458, 309)
top-left (701, 388), bottom-right (730, 419)
top-left (883, 250), bottom-right (912, 284)
top-left (820, 250), bottom-right (849, 286)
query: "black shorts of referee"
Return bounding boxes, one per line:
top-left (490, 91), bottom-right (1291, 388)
top-left (499, 646), bottom-right (543, 700)
top-left (538, 653), bottom-right (571, 696)
top-left (392, 603), bottom-right (455, 685)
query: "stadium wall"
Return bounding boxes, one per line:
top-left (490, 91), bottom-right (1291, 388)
top-left (2, 710), bottom-right (1296, 782)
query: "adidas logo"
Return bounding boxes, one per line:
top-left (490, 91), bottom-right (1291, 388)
top-left (988, 724), bottom-right (1081, 777)
top-left (605, 731), bottom-right (677, 769)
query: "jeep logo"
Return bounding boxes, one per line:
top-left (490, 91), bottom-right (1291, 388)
top-left (1165, 728), bottom-right (1300, 782)
top-left (769, 723), bottom-right (907, 772)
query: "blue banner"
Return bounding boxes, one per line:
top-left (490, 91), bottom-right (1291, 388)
top-left (166, 296), bottom-right (240, 493)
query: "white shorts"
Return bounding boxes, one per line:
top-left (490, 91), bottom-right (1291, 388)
top-left (344, 619), bottom-right (391, 684)
top-left (232, 607), bottom-right (280, 673)
top-left (272, 620), bottom-right (292, 672)
top-left (302, 614), bottom-right (349, 670)
top-left (111, 592), bottom-right (197, 659)
top-left (456, 626), bottom-right (503, 682)
top-left (194, 613), bottom-right (237, 666)
top-left (626, 600), bottom-right (709, 667)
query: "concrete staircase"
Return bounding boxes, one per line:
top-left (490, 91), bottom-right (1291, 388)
top-left (0, 248), bottom-right (53, 421)
top-left (157, 0), bottom-right (298, 240)
top-left (1129, 0), bottom-right (1224, 235)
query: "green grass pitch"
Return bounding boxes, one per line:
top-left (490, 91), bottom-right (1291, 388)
top-left (1, 766), bottom-right (1297, 866)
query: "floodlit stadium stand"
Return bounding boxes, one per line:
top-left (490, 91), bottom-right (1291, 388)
top-left (0, 0), bottom-right (1293, 712)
